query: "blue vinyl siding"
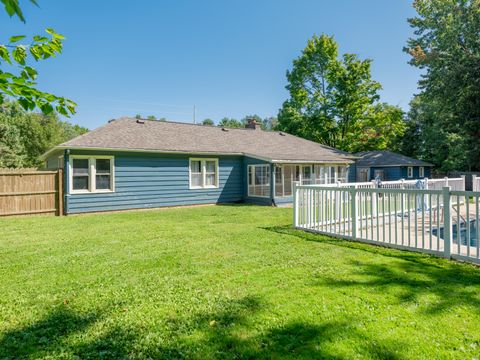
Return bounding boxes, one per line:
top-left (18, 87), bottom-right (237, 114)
top-left (348, 163), bottom-right (356, 183)
top-left (365, 166), bottom-right (432, 181)
top-left (66, 151), bottom-right (244, 214)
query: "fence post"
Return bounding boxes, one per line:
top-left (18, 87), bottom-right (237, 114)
top-left (474, 175), bottom-right (478, 192)
top-left (442, 186), bottom-right (452, 259)
top-left (351, 187), bottom-right (357, 239)
top-left (444, 177), bottom-right (449, 188)
top-left (293, 181), bottom-right (300, 228)
top-left (371, 180), bottom-right (377, 216)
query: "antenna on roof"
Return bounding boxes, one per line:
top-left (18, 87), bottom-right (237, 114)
top-left (193, 104), bottom-right (196, 124)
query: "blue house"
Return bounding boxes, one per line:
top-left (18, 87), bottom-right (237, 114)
top-left (353, 150), bottom-right (434, 182)
top-left (42, 117), bottom-right (355, 214)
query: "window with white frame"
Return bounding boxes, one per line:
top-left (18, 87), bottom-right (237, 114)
top-left (70, 156), bottom-right (114, 193)
top-left (407, 166), bottom-right (413, 178)
top-left (419, 166), bottom-right (424, 178)
top-left (248, 164), bottom-right (270, 197)
top-left (189, 158), bottom-right (218, 189)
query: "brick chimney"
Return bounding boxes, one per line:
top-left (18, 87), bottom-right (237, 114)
top-left (245, 118), bottom-right (260, 130)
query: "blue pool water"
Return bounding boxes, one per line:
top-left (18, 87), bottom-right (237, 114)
top-left (432, 220), bottom-right (478, 247)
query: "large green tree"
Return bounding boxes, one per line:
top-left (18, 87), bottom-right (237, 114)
top-left (405, 0), bottom-right (480, 171)
top-left (0, 101), bottom-right (87, 167)
top-left (1, 0), bottom-right (76, 116)
top-left (277, 34), bottom-right (404, 152)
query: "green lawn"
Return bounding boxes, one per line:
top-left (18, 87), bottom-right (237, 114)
top-left (1, 205), bottom-right (480, 359)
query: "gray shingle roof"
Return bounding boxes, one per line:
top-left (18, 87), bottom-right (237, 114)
top-left (53, 117), bottom-right (355, 163)
top-left (355, 150), bottom-right (434, 167)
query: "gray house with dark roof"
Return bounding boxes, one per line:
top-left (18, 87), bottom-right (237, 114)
top-left (42, 117), bottom-right (355, 214)
top-left (354, 150), bottom-right (434, 182)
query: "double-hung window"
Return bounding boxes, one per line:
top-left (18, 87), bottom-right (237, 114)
top-left (70, 156), bottom-right (114, 193)
top-left (189, 158), bottom-right (218, 189)
top-left (407, 166), bottom-right (413, 178)
top-left (419, 166), bottom-right (424, 178)
top-left (248, 164), bottom-right (270, 197)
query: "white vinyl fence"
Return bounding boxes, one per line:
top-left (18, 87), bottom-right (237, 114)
top-left (294, 177), bottom-right (480, 265)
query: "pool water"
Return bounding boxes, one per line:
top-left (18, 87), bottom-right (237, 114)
top-left (432, 220), bottom-right (478, 247)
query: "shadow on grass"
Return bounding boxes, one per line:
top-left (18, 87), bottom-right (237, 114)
top-left (0, 296), bottom-right (405, 359)
top-left (264, 225), bottom-right (480, 314)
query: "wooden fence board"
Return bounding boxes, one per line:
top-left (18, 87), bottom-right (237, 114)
top-left (0, 170), bottom-right (63, 216)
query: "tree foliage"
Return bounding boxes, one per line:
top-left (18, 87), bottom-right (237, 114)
top-left (201, 118), bottom-right (214, 126)
top-left (0, 101), bottom-right (88, 168)
top-left (0, 0), bottom-right (76, 116)
top-left (277, 34), bottom-right (404, 152)
top-left (405, 0), bottom-right (480, 171)
top-left (218, 117), bottom-right (243, 128)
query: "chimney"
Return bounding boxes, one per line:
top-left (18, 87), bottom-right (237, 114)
top-left (245, 118), bottom-right (260, 130)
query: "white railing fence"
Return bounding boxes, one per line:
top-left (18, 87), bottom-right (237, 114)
top-left (293, 178), bottom-right (480, 265)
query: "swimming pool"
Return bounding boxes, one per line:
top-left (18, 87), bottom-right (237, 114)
top-left (432, 220), bottom-right (478, 247)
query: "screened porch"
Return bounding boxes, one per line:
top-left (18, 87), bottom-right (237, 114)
top-left (274, 164), bottom-right (349, 198)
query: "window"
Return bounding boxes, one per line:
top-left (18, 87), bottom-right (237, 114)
top-left (189, 158), bottom-right (218, 189)
top-left (374, 169), bottom-right (385, 181)
top-left (337, 166), bottom-right (348, 182)
top-left (248, 164), bottom-right (270, 197)
top-left (72, 158), bottom-right (89, 191)
top-left (407, 166), bottom-right (413, 178)
top-left (70, 156), bottom-right (114, 193)
top-left (419, 166), bottom-right (424, 178)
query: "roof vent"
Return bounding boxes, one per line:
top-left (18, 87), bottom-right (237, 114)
top-left (108, 119), bottom-right (116, 123)
top-left (279, 132), bottom-right (286, 136)
top-left (136, 119), bottom-right (145, 124)
top-left (221, 127), bottom-right (229, 132)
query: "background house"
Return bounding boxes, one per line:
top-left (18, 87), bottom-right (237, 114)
top-left (353, 150), bottom-right (434, 182)
top-left (43, 118), bottom-right (355, 214)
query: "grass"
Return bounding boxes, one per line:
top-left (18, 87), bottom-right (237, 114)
top-left (1, 204), bottom-right (480, 359)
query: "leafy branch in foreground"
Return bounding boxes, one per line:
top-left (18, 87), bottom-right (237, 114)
top-left (0, 0), bottom-right (76, 116)
top-left (0, 28), bottom-right (77, 116)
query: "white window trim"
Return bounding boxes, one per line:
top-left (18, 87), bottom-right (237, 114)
top-left (69, 155), bottom-right (115, 194)
top-left (407, 166), bottom-right (413, 178)
top-left (189, 158), bottom-right (219, 189)
top-left (248, 164), bottom-right (271, 198)
top-left (419, 166), bottom-right (424, 178)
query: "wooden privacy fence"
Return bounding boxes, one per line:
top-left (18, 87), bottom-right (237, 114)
top-left (294, 178), bottom-right (480, 265)
top-left (0, 169), bottom-right (63, 216)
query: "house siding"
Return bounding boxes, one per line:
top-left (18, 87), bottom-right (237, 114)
top-left (359, 166), bottom-right (432, 181)
top-left (65, 151), bottom-right (244, 214)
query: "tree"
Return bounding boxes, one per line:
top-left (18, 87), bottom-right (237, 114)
top-left (0, 0), bottom-right (76, 116)
top-left (277, 34), bottom-right (382, 151)
top-left (0, 101), bottom-right (88, 167)
top-left (147, 115), bottom-right (157, 120)
top-left (262, 116), bottom-right (278, 131)
top-left (135, 114), bottom-right (142, 119)
top-left (218, 117), bottom-right (243, 128)
top-left (405, 0), bottom-right (480, 170)
top-left (202, 118), bottom-right (214, 126)
top-left (0, 120), bottom-right (25, 167)
top-left (349, 103), bottom-right (407, 153)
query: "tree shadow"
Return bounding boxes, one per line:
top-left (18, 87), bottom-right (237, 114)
top-left (0, 306), bottom-right (101, 359)
top-left (263, 225), bottom-right (480, 314)
top-left (158, 295), bottom-right (405, 359)
top-left (0, 296), bottom-right (406, 359)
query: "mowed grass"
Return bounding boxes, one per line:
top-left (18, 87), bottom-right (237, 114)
top-left (1, 205), bottom-right (480, 359)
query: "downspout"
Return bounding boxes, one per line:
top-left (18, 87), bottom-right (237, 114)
top-left (64, 149), bottom-right (70, 215)
top-left (271, 163), bottom-right (276, 207)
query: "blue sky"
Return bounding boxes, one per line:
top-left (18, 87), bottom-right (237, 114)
top-left (1, 0), bottom-right (421, 129)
